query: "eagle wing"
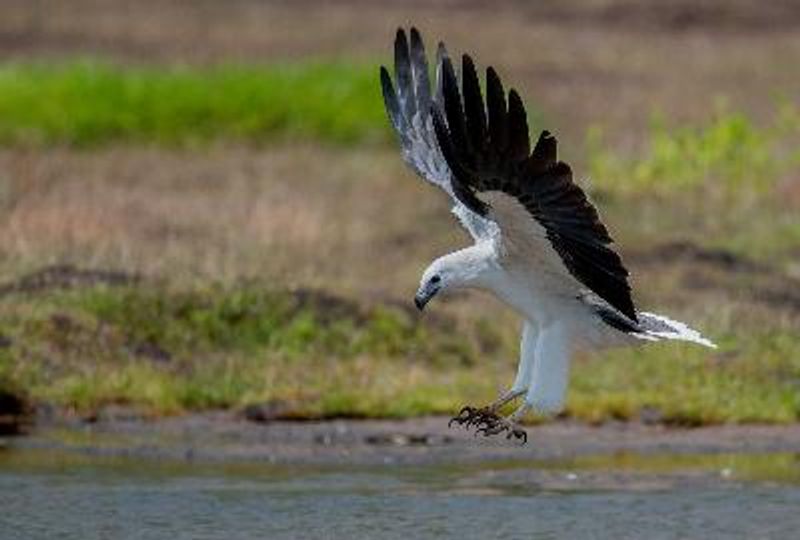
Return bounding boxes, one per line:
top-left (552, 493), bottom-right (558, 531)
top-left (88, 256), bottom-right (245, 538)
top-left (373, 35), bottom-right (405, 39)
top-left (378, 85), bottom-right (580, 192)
top-left (381, 28), bottom-right (498, 241)
top-left (432, 52), bottom-right (637, 321)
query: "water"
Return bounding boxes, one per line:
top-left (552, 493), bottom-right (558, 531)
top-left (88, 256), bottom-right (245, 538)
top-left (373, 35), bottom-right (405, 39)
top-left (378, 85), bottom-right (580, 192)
top-left (1, 448), bottom-right (799, 539)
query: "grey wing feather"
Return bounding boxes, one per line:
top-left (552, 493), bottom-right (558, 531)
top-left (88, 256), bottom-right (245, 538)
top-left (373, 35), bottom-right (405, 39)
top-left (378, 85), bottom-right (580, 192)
top-left (381, 28), bottom-right (497, 241)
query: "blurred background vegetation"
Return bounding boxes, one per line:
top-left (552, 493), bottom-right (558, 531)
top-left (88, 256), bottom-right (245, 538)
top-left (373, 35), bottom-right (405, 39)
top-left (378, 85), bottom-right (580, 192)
top-left (0, 0), bottom-right (798, 427)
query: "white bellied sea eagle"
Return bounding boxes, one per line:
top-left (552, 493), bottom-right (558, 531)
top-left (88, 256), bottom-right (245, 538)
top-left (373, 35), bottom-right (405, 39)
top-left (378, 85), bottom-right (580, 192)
top-left (380, 28), bottom-right (716, 443)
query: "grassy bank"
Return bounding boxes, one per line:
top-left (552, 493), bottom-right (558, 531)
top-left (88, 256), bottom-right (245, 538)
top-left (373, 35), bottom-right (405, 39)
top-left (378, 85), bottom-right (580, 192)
top-left (0, 276), bottom-right (509, 418)
top-left (0, 270), bottom-right (797, 424)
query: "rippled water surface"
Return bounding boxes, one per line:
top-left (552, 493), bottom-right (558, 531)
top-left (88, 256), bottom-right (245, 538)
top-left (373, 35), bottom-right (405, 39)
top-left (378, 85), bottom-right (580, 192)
top-left (1, 448), bottom-right (799, 539)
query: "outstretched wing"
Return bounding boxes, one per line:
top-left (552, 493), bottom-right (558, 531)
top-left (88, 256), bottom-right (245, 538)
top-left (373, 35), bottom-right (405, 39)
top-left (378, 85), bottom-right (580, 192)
top-left (380, 28), bottom-right (497, 241)
top-left (432, 53), bottom-right (637, 321)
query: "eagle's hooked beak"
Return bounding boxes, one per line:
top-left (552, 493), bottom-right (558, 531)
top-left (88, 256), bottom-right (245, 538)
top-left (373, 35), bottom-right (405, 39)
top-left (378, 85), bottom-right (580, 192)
top-left (414, 284), bottom-right (439, 311)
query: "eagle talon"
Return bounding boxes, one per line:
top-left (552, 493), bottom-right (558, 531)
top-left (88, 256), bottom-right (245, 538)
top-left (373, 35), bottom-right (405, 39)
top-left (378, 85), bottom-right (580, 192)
top-left (475, 415), bottom-right (528, 444)
top-left (477, 421), bottom-right (509, 437)
top-left (448, 405), bottom-right (480, 428)
top-left (458, 405), bottom-right (475, 416)
top-left (477, 424), bottom-right (506, 437)
top-left (474, 414), bottom-right (499, 430)
top-left (506, 428), bottom-right (527, 444)
top-left (469, 411), bottom-right (494, 428)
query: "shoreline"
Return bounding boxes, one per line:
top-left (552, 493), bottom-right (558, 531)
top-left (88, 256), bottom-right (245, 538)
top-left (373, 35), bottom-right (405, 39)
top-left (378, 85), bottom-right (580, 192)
top-left (6, 412), bottom-right (800, 466)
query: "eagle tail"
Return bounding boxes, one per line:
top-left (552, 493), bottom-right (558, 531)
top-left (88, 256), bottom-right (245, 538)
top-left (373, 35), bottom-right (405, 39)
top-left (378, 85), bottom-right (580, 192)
top-left (635, 312), bottom-right (717, 349)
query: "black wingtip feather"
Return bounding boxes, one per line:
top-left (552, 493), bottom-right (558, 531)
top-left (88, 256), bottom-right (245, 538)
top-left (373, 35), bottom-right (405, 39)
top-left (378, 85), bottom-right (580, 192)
top-left (461, 54), bottom-right (487, 154)
top-left (440, 54), bottom-right (469, 157)
top-left (534, 130), bottom-right (557, 162)
top-left (394, 29), bottom-right (412, 108)
top-left (486, 66), bottom-right (508, 151)
top-left (507, 89), bottom-right (530, 160)
top-left (409, 27), bottom-right (424, 55)
top-left (394, 28), bottom-right (408, 64)
top-left (380, 65), bottom-right (403, 131)
top-left (408, 27), bottom-right (431, 108)
top-left (436, 42), bottom-right (449, 61)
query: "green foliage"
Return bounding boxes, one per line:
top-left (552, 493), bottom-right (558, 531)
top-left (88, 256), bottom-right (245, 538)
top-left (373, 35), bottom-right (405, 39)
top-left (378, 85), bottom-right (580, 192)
top-left (570, 332), bottom-right (800, 425)
top-left (61, 285), bottom-right (456, 360)
top-left (0, 283), bottom-right (493, 414)
top-left (588, 105), bottom-right (799, 195)
top-left (0, 61), bottom-right (390, 146)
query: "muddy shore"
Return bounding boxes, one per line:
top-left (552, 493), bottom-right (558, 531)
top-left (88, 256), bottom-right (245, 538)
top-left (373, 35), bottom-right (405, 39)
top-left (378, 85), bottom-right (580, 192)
top-left (6, 412), bottom-right (800, 466)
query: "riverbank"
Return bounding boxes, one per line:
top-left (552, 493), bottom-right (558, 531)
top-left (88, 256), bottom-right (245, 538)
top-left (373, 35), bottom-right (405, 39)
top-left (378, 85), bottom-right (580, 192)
top-left (7, 412), bottom-right (800, 466)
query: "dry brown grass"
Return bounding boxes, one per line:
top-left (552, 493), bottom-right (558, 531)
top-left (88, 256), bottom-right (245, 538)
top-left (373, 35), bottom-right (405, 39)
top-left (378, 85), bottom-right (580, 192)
top-left (0, 146), bottom-right (460, 295)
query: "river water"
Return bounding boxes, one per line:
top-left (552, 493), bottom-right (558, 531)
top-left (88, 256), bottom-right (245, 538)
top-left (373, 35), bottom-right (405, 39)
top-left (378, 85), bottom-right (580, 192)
top-left (1, 447), bottom-right (799, 539)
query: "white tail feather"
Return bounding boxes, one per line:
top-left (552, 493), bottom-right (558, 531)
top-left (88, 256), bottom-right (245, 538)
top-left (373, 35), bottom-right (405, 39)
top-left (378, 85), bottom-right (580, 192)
top-left (637, 312), bottom-right (717, 349)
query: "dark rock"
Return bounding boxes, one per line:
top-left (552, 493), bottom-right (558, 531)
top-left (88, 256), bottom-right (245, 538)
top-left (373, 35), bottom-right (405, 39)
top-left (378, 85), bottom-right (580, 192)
top-left (0, 388), bottom-right (31, 436)
top-left (241, 400), bottom-right (293, 423)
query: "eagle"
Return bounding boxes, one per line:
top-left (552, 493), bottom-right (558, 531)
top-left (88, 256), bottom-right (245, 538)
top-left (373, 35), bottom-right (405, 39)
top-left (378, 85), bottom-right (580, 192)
top-left (380, 28), bottom-right (715, 443)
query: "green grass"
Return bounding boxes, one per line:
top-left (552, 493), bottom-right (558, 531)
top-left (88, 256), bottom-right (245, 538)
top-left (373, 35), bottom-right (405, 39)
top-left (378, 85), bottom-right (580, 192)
top-left (0, 282), bottom-right (508, 417)
top-left (572, 332), bottom-right (800, 425)
top-left (0, 280), bottom-right (797, 424)
top-left (587, 102), bottom-right (800, 197)
top-left (0, 60), bottom-right (390, 146)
